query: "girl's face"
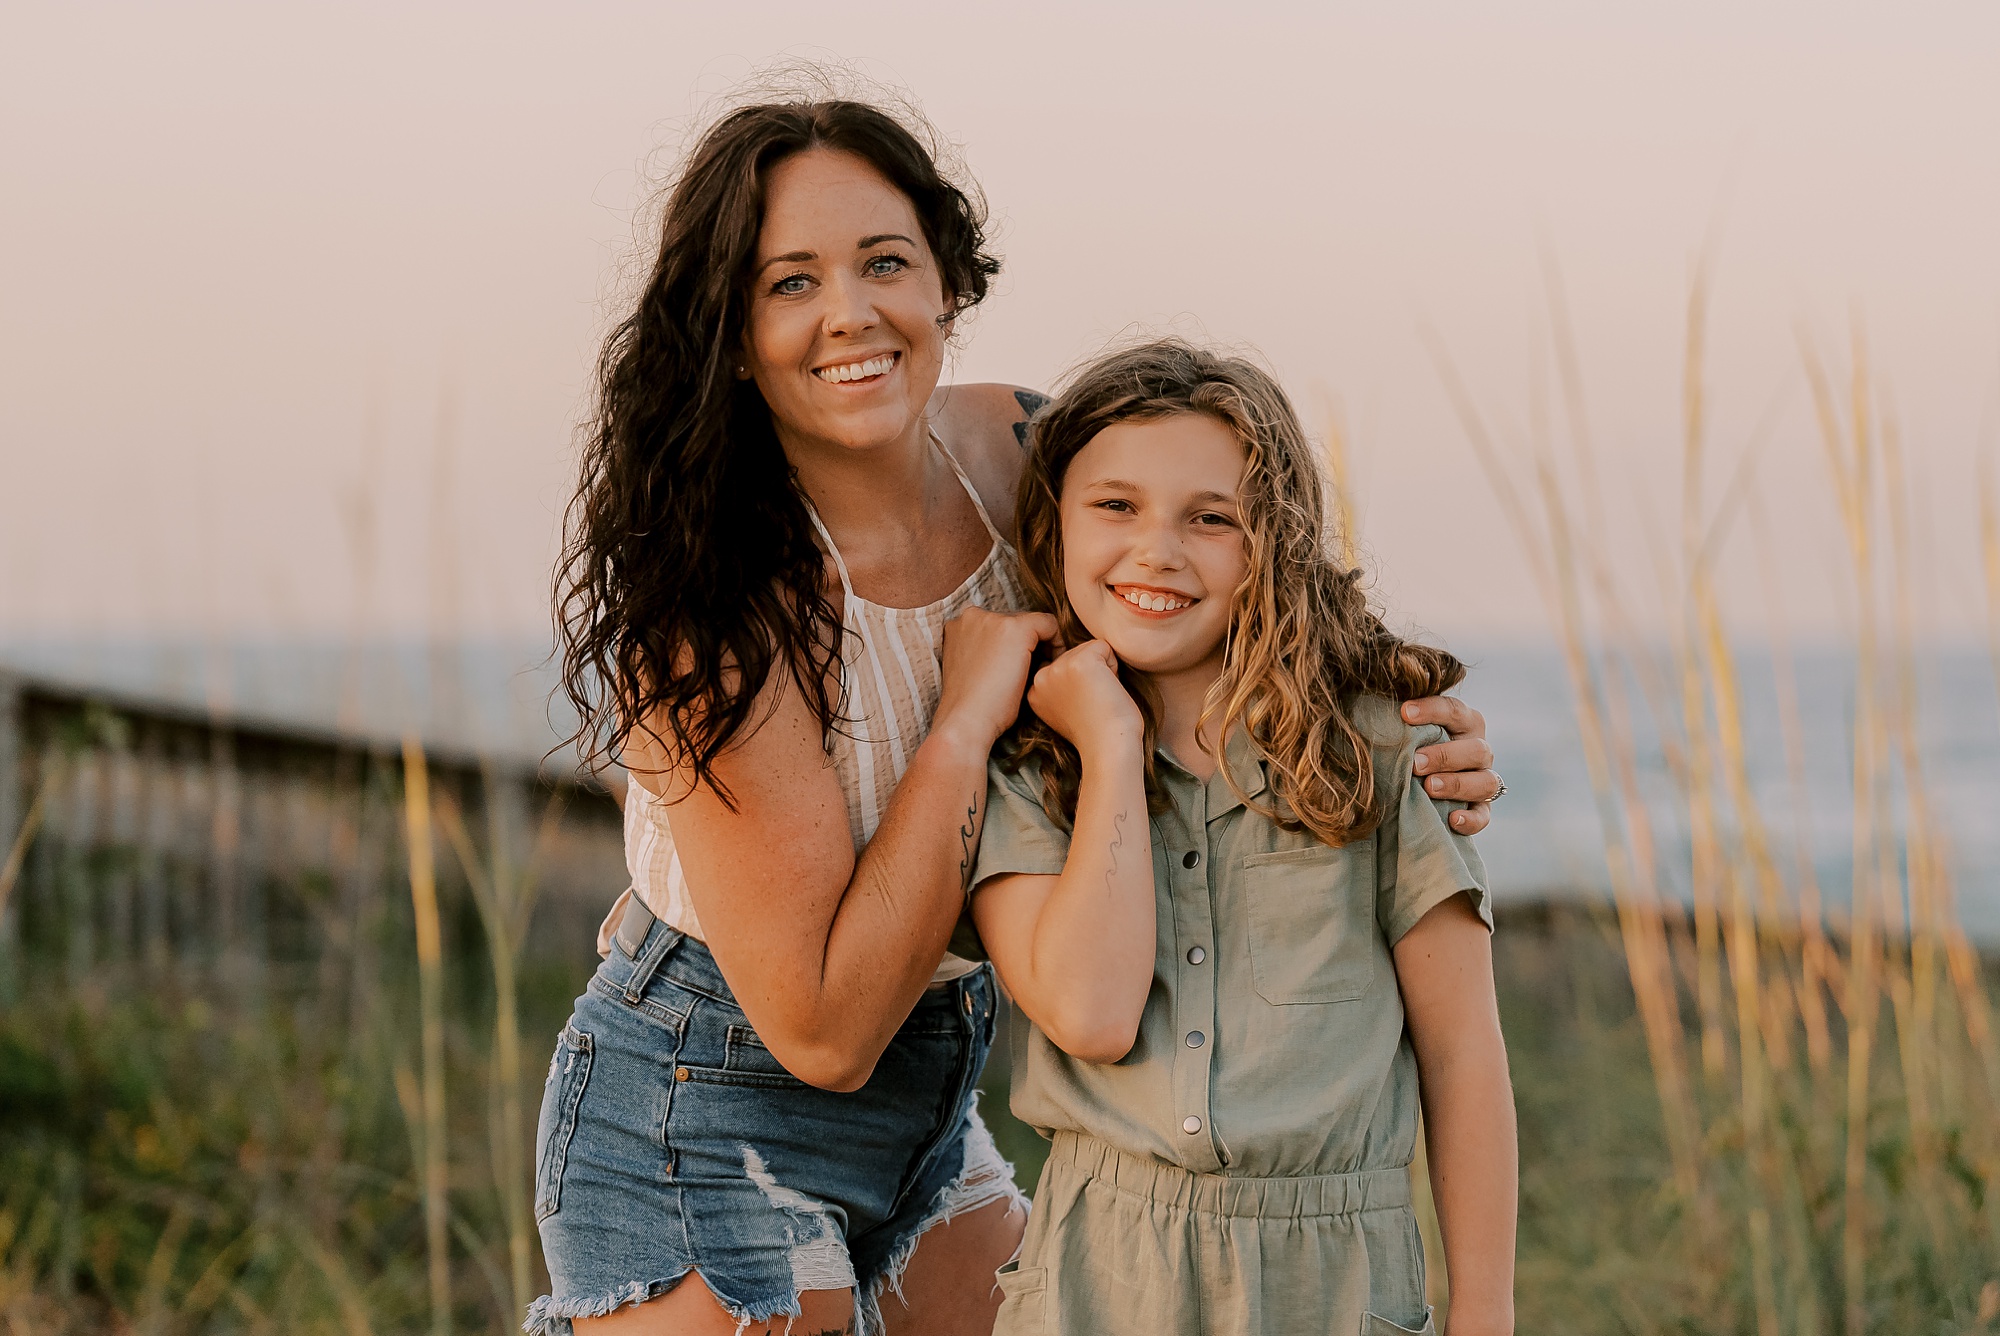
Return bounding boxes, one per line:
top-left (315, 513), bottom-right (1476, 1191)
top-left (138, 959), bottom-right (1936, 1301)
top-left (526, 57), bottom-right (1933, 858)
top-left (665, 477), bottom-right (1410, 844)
top-left (1058, 412), bottom-right (1250, 680)
top-left (740, 148), bottom-right (952, 458)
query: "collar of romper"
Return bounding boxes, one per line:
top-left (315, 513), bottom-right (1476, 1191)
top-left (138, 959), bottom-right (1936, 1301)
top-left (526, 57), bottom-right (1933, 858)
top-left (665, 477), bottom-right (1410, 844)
top-left (1156, 726), bottom-right (1269, 820)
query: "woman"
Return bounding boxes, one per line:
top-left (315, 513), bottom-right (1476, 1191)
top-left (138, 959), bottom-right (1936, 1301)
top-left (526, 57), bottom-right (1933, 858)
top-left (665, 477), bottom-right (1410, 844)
top-left (532, 93), bottom-right (1501, 1336)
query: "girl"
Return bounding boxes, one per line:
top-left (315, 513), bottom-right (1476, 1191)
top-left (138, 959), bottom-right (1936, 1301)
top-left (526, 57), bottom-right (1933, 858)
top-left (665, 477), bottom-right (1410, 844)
top-left (970, 341), bottom-right (1517, 1336)
top-left (534, 85), bottom-right (1506, 1336)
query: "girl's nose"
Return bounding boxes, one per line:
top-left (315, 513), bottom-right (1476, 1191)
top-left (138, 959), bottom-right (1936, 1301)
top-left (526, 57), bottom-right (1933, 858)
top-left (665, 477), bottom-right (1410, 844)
top-left (1130, 522), bottom-right (1188, 571)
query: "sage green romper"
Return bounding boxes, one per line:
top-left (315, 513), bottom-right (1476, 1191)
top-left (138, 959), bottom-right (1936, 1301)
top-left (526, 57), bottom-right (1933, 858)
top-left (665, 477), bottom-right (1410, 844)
top-left (971, 696), bottom-right (1491, 1336)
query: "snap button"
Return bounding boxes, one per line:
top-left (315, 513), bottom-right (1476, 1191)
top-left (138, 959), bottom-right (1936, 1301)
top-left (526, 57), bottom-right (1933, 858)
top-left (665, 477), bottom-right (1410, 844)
top-left (1186, 1031), bottom-right (1205, 1048)
top-left (674, 1067), bottom-right (690, 1082)
top-left (1183, 1115), bottom-right (1203, 1134)
top-left (1182, 850), bottom-right (1200, 869)
top-left (1186, 946), bottom-right (1206, 965)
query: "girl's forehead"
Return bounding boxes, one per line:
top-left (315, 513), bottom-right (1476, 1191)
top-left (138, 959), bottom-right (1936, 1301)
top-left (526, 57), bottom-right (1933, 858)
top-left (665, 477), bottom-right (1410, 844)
top-left (1070, 413), bottom-right (1248, 490)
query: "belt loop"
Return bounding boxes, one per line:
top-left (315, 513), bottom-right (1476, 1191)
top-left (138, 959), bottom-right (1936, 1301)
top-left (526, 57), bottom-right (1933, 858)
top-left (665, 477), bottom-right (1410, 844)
top-left (619, 901), bottom-right (680, 1003)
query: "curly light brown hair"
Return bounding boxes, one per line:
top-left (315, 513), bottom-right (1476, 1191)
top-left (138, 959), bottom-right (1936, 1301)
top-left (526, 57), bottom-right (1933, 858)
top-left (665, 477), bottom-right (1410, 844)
top-left (1007, 339), bottom-right (1465, 846)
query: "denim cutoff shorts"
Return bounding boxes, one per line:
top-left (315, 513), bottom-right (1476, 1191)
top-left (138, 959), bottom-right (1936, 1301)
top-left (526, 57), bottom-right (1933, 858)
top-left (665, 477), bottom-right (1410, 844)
top-left (526, 915), bottom-right (1017, 1335)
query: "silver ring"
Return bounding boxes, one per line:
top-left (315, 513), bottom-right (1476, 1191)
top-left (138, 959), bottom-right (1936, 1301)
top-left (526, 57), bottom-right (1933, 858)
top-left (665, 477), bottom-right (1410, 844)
top-left (1490, 775), bottom-right (1507, 803)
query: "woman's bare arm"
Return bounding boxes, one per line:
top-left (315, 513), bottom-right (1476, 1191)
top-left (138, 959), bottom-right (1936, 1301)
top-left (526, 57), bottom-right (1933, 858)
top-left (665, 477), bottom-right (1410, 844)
top-left (971, 642), bottom-right (1154, 1062)
top-left (1395, 892), bottom-right (1517, 1336)
top-left (633, 606), bottom-right (1054, 1092)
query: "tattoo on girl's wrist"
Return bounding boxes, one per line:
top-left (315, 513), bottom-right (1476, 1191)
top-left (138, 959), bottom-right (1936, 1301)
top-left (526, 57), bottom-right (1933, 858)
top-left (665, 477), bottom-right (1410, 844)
top-left (1106, 810), bottom-right (1128, 894)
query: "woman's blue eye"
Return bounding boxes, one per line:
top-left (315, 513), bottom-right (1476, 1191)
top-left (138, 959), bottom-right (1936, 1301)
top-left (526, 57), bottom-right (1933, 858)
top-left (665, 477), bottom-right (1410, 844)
top-left (773, 273), bottom-right (811, 295)
top-left (865, 255), bottom-right (908, 276)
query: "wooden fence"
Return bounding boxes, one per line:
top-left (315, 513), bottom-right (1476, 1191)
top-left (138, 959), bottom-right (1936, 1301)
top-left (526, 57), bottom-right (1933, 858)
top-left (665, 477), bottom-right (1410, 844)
top-left (0, 672), bottom-right (624, 994)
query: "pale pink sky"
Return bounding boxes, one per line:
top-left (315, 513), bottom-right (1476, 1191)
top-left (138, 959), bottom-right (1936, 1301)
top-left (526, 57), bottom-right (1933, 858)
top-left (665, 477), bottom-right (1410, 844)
top-left (4, 1), bottom-right (1997, 650)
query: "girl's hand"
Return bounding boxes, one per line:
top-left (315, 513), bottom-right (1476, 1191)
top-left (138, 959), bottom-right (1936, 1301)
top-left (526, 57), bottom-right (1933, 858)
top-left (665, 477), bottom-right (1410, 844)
top-left (932, 607), bottom-right (1060, 759)
top-left (1025, 640), bottom-right (1144, 757)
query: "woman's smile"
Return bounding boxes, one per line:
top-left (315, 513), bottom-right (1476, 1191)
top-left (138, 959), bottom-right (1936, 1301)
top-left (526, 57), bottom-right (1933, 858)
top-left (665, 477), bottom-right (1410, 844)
top-left (813, 350), bottom-right (901, 385)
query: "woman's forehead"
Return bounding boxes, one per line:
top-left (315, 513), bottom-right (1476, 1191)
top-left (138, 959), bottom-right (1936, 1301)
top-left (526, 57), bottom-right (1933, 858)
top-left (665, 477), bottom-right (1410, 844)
top-left (757, 148), bottom-right (921, 251)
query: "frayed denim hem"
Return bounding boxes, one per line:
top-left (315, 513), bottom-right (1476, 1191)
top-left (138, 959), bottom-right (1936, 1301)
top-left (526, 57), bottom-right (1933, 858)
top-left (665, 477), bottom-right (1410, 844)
top-left (523, 1269), bottom-right (808, 1336)
top-left (858, 1105), bottom-right (1029, 1336)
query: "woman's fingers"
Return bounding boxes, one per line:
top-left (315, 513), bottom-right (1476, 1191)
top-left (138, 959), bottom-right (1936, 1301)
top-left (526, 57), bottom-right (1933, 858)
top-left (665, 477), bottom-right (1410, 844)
top-left (1401, 695), bottom-right (1487, 740)
top-left (1422, 769), bottom-right (1502, 804)
top-left (1413, 735), bottom-right (1494, 776)
top-left (1449, 801), bottom-right (1491, 835)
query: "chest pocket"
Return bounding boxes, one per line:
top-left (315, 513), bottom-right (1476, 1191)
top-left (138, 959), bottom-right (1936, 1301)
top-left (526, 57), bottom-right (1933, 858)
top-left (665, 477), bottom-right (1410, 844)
top-left (1242, 843), bottom-right (1377, 1004)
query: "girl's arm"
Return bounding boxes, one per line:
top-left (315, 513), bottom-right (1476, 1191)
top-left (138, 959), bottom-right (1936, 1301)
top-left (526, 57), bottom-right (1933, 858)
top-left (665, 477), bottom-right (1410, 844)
top-left (970, 641), bottom-right (1156, 1063)
top-left (633, 606), bottom-right (1054, 1093)
top-left (1394, 891), bottom-right (1518, 1336)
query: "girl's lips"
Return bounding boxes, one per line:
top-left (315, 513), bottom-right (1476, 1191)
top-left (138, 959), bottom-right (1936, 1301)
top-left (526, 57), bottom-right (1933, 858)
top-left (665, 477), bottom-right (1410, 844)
top-left (1110, 584), bottom-right (1199, 616)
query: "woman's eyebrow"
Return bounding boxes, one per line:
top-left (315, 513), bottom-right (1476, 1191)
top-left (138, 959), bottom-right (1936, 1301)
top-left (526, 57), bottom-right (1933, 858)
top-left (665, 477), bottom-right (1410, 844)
top-left (756, 250), bottom-right (815, 273)
top-left (858, 233), bottom-right (917, 249)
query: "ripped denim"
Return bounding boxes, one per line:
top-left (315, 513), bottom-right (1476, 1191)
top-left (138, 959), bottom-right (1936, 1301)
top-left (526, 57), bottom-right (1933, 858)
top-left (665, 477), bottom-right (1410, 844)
top-left (526, 917), bottom-right (1019, 1335)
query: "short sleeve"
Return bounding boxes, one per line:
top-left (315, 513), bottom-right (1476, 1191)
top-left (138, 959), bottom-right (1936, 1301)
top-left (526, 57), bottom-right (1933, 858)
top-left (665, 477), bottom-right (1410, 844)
top-left (1376, 723), bottom-right (1492, 945)
top-left (970, 755), bottom-right (1071, 889)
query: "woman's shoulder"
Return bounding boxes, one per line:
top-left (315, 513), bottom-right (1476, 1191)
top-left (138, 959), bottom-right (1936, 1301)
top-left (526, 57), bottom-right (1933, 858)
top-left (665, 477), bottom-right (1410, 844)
top-left (928, 381), bottom-right (1048, 527)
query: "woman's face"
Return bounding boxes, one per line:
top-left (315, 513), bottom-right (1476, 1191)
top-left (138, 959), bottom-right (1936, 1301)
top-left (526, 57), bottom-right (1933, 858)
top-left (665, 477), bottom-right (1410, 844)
top-left (740, 148), bottom-right (952, 457)
top-left (1058, 412), bottom-right (1250, 681)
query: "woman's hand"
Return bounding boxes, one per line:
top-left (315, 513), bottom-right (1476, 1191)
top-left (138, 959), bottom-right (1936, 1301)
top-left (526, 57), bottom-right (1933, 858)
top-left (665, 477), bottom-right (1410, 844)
top-left (1403, 696), bottom-right (1500, 834)
top-left (1025, 640), bottom-right (1144, 757)
top-left (931, 607), bottom-right (1059, 759)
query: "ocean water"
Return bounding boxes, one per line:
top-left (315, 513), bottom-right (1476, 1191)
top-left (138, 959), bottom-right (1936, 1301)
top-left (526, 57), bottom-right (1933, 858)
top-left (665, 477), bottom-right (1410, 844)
top-left (6, 634), bottom-right (1997, 939)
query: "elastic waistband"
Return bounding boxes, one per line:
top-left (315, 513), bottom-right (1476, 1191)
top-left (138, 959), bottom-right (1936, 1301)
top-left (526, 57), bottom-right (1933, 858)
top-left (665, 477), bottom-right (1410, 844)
top-left (1045, 1132), bottom-right (1412, 1219)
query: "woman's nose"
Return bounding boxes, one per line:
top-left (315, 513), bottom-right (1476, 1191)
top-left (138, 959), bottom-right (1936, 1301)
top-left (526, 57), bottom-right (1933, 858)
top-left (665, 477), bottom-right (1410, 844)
top-left (821, 269), bottom-right (878, 337)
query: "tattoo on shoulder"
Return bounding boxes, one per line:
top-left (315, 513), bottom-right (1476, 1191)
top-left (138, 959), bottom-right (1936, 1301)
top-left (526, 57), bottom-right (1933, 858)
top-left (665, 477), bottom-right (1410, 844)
top-left (957, 793), bottom-right (982, 889)
top-left (1011, 389), bottom-right (1051, 449)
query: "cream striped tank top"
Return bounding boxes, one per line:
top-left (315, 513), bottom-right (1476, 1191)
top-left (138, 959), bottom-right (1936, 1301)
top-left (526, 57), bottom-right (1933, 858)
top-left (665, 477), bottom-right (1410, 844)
top-left (600, 434), bottom-right (1029, 985)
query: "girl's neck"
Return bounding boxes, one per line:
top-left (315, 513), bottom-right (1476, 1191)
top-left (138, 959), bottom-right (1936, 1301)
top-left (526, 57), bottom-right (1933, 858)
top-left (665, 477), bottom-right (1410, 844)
top-left (1147, 656), bottom-right (1226, 781)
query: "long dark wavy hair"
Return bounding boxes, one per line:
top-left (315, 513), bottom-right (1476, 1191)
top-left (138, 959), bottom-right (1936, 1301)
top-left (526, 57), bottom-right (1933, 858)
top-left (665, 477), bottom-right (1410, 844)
top-left (555, 96), bottom-right (1001, 800)
top-left (1007, 340), bottom-right (1465, 845)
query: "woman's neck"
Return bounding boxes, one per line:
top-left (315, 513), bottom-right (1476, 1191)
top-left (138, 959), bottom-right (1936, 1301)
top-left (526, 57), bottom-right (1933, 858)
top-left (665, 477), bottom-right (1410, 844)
top-left (1147, 655), bottom-right (1226, 781)
top-left (782, 417), bottom-right (938, 538)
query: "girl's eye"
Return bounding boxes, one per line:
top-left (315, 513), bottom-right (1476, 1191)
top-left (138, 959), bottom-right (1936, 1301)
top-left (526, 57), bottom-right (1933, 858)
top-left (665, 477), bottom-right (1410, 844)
top-left (1193, 511), bottom-right (1236, 528)
top-left (1093, 499), bottom-right (1135, 514)
top-left (864, 254), bottom-right (909, 277)
top-left (772, 273), bottom-right (812, 296)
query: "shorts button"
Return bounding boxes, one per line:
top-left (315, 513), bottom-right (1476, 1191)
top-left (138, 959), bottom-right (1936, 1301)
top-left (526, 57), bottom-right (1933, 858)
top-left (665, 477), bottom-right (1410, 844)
top-left (674, 1067), bottom-right (689, 1082)
top-left (1186, 1031), bottom-right (1205, 1048)
top-left (1186, 946), bottom-right (1206, 965)
top-left (1183, 1115), bottom-right (1203, 1134)
top-left (1182, 850), bottom-right (1200, 869)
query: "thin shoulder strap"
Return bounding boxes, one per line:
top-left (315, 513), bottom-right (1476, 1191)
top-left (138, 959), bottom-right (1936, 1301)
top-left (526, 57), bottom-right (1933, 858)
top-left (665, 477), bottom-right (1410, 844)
top-left (800, 496), bottom-right (857, 603)
top-left (932, 429), bottom-right (1006, 546)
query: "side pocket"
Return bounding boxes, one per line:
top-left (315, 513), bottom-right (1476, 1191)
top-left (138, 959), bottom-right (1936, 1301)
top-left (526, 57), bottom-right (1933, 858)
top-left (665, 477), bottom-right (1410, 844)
top-left (534, 1023), bottom-right (594, 1223)
top-left (1360, 1307), bottom-right (1436, 1335)
top-left (992, 1260), bottom-right (1047, 1335)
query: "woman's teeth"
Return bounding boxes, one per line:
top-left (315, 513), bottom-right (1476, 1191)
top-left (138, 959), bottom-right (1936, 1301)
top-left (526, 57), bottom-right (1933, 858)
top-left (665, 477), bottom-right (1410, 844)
top-left (815, 354), bottom-right (896, 384)
top-left (1119, 588), bottom-right (1192, 612)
